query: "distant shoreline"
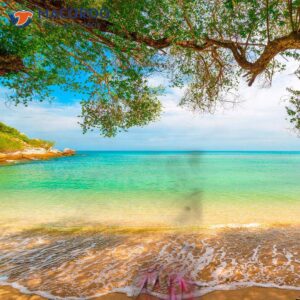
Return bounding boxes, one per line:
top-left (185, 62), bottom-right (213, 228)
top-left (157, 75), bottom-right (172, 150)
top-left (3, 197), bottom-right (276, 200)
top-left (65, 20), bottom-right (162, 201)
top-left (66, 150), bottom-right (300, 153)
top-left (0, 122), bottom-right (75, 165)
top-left (0, 148), bottom-right (75, 165)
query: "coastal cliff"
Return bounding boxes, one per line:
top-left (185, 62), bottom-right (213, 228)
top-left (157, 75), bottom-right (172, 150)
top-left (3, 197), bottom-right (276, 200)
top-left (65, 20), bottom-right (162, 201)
top-left (0, 122), bottom-right (75, 165)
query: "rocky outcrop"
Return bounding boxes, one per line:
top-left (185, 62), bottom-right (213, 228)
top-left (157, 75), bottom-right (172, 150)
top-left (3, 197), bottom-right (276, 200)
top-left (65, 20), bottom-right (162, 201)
top-left (0, 147), bottom-right (75, 165)
top-left (0, 122), bottom-right (76, 165)
top-left (63, 148), bottom-right (75, 155)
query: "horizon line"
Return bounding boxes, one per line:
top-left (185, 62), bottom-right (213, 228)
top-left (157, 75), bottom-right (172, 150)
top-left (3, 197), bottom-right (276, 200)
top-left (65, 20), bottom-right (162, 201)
top-left (71, 150), bottom-right (300, 152)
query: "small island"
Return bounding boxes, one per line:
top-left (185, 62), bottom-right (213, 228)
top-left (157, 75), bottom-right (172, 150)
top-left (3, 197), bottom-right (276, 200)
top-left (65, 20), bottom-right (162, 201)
top-left (0, 122), bottom-right (75, 165)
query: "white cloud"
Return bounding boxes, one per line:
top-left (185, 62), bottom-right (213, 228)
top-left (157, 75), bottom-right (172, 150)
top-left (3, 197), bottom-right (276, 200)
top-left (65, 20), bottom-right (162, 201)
top-left (2, 103), bottom-right (80, 132)
top-left (143, 64), bottom-right (300, 150)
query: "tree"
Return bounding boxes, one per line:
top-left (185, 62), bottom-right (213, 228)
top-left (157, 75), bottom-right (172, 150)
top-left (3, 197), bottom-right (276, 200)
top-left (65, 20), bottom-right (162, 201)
top-left (1, 0), bottom-right (300, 136)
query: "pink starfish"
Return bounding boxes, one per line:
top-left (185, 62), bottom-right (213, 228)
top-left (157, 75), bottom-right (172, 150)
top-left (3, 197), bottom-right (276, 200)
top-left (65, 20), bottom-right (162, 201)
top-left (167, 274), bottom-right (196, 300)
top-left (134, 269), bottom-right (160, 298)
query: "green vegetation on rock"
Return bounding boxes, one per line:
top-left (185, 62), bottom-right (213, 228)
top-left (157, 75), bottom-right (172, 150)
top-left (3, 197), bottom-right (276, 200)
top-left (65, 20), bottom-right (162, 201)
top-left (0, 122), bottom-right (54, 153)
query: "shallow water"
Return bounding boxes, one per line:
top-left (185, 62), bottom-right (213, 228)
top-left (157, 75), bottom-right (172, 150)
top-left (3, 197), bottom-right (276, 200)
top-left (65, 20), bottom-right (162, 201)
top-left (0, 151), bottom-right (300, 298)
top-left (1, 151), bottom-right (300, 230)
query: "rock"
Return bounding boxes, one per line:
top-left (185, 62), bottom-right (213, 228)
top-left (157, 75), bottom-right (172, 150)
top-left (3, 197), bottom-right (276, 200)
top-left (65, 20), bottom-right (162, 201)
top-left (50, 149), bottom-right (60, 154)
top-left (63, 148), bottom-right (75, 156)
top-left (0, 153), bottom-right (7, 161)
top-left (23, 148), bottom-right (47, 155)
top-left (0, 148), bottom-right (75, 165)
top-left (9, 153), bottom-right (23, 160)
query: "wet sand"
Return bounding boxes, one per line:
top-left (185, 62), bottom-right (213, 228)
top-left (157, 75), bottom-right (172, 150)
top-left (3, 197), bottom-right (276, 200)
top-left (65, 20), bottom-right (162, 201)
top-left (97, 288), bottom-right (300, 300)
top-left (98, 288), bottom-right (300, 300)
top-left (0, 286), bottom-right (299, 300)
top-left (1, 227), bottom-right (299, 300)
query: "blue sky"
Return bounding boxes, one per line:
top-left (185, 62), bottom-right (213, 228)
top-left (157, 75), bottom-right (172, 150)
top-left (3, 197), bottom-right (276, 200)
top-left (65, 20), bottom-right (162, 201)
top-left (1, 63), bottom-right (300, 151)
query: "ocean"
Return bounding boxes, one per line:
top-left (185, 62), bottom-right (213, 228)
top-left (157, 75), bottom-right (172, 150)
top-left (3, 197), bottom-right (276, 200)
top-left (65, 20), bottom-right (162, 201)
top-left (0, 151), bottom-right (299, 298)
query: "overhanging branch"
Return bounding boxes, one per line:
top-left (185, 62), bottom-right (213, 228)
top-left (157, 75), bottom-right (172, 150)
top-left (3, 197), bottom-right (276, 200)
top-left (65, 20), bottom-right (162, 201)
top-left (4, 0), bottom-right (300, 86)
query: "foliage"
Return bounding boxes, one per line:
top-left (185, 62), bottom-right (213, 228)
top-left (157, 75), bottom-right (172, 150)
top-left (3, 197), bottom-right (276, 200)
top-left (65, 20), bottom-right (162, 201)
top-left (286, 88), bottom-right (300, 132)
top-left (0, 132), bottom-right (24, 152)
top-left (1, 0), bottom-right (300, 136)
top-left (286, 66), bottom-right (300, 133)
top-left (0, 121), bottom-right (54, 152)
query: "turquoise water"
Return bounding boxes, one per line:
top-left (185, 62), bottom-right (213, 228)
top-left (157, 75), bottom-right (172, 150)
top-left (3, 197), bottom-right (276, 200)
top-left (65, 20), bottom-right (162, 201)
top-left (1, 151), bottom-right (300, 230)
top-left (1, 151), bottom-right (300, 299)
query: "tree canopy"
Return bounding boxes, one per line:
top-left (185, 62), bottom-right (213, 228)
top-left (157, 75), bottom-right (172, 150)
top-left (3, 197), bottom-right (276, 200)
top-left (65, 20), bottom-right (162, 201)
top-left (1, 0), bottom-right (300, 136)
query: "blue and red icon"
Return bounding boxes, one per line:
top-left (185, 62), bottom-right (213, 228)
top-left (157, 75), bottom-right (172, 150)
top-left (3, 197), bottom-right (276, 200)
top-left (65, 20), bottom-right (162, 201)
top-left (9, 10), bottom-right (33, 28)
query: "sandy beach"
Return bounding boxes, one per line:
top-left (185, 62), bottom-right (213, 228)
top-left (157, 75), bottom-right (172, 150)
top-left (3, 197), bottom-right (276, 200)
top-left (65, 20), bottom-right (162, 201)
top-left (0, 285), bottom-right (299, 300)
top-left (0, 225), bottom-right (299, 300)
top-left (98, 288), bottom-right (300, 300)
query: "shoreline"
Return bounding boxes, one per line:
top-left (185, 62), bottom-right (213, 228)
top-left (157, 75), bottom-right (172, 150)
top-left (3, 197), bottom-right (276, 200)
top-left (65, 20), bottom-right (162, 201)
top-left (0, 148), bottom-right (75, 165)
top-left (0, 285), bottom-right (299, 300)
top-left (0, 226), bottom-right (299, 300)
top-left (97, 287), bottom-right (300, 300)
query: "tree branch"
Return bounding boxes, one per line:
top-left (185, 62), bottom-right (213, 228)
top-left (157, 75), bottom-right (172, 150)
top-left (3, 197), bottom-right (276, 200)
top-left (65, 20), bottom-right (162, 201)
top-left (5, 0), bottom-right (300, 87)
